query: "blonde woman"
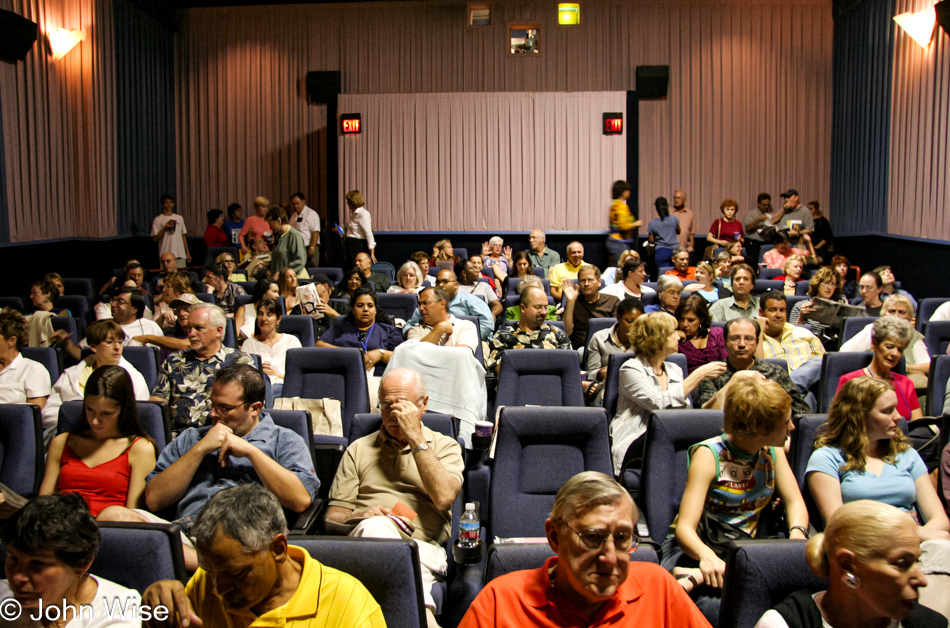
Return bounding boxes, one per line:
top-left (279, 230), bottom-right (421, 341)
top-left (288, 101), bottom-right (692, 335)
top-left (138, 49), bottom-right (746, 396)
top-left (345, 189), bottom-right (376, 266)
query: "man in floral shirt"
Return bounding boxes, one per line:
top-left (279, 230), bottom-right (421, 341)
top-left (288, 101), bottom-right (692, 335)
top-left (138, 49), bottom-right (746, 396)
top-left (150, 303), bottom-right (254, 431)
top-left (486, 286), bottom-right (571, 375)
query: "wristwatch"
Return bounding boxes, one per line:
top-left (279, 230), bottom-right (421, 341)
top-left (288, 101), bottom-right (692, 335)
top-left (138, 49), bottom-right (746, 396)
top-left (412, 442), bottom-right (430, 454)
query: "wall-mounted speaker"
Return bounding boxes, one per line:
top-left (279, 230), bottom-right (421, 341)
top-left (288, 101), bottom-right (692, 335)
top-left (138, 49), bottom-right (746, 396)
top-left (937, 1), bottom-right (950, 37)
top-left (636, 65), bottom-right (670, 99)
top-left (0, 9), bottom-right (38, 63)
top-left (306, 71), bottom-right (341, 104)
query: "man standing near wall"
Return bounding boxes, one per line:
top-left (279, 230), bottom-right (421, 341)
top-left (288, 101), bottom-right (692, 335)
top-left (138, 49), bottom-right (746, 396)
top-left (672, 189), bottom-right (695, 255)
top-left (770, 189), bottom-right (814, 245)
top-left (290, 191), bottom-right (321, 267)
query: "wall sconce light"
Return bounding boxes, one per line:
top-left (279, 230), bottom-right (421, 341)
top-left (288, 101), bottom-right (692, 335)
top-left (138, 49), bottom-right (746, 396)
top-left (48, 27), bottom-right (85, 60)
top-left (893, 5), bottom-right (936, 47)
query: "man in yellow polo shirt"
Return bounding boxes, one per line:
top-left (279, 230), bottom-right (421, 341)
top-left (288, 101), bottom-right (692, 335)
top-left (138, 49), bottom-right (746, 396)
top-left (142, 484), bottom-right (386, 628)
top-left (548, 241), bottom-right (586, 301)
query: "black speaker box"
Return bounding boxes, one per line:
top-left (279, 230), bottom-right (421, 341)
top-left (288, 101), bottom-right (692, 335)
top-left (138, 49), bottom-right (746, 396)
top-left (636, 65), bottom-right (670, 99)
top-left (306, 71), bottom-right (342, 104)
top-left (937, 1), bottom-right (950, 37)
top-left (0, 9), bottom-right (38, 63)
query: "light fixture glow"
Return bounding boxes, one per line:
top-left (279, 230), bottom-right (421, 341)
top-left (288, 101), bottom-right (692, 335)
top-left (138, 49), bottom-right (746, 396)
top-left (893, 7), bottom-right (936, 47)
top-left (48, 27), bottom-right (85, 60)
top-left (558, 3), bottom-right (580, 25)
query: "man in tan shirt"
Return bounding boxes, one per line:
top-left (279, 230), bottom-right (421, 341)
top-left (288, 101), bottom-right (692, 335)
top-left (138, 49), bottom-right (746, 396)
top-left (672, 189), bottom-right (696, 253)
top-left (327, 367), bottom-right (464, 627)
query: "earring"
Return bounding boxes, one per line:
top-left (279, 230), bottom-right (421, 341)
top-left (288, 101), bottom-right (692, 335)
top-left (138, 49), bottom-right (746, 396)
top-left (843, 572), bottom-right (861, 589)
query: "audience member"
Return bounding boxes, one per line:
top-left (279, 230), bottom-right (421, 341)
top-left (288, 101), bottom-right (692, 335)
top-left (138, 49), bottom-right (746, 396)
top-left (203, 208), bottom-right (229, 248)
top-left (676, 295), bottom-right (726, 372)
top-left (696, 318), bottom-right (810, 416)
top-left (277, 265), bottom-right (305, 313)
top-left (710, 264), bottom-right (758, 322)
top-left (757, 500), bottom-right (943, 628)
top-left (834, 316), bottom-right (922, 420)
top-left (648, 197), bottom-right (681, 266)
top-left (503, 275), bottom-right (556, 322)
top-left (713, 252), bottom-right (733, 291)
top-left (527, 229), bottom-right (561, 276)
top-left (152, 194), bottom-right (191, 266)
top-left (240, 298), bottom-right (301, 397)
top-left (0, 310), bottom-right (50, 408)
top-left (807, 200), bottom-right (834, 265)
top-left (43, 271), bottom-right (65, 296)
top-left (108, 286), bottom-right (165, 345)
top-left (585, 297), bottom-right (643, 405)
top-left (600, 256), bottom-right (655, 300)
top-left (107, 364), bottom-right (318, 570)
top-left (606, 179), bottom-right (642, 263)
top-left (150, 303), bottom-right (254, 431)
top-left (645, 274), bottom-right (682, 315)
top-left (666, 247), bottom-right (697, 281)
top-left (143, 484), bottom-right (384, 628)
top-left (344, 189), bottom-right (377, 266)
top-left (873, 264), bottom-right (917, 309)
top-left (563, 264), bottom-right (619, 350)
top-left (840, 294), bottom-right (929, 391)
top-left (808, 376), bottom-right (950, 617)
top-left (29, 278), bottom-right (69, 316)
top-left (204, 261), bottom-right (246, 316)
top-left (706, 198), bottom-right (745, 248)
top-left (289, 191), bottom-right (321, 267)
top-left (549, 241), bottom-right (586, 301)
top-left (763, 231), bottom-right (815, 269)
top-left (240, 235), bottom-right (272, 279)
top-left (215, 251), bottom-right (246, 282)
top-left (482, 236), bottom-right (512, 276)
top-left (223, 202), bottom-right (244, 247)
top-left (43, 320), bottom-right (150, 430)
top-left (486, 286), bottom-right (570, 375)
top-left (682, 262), bottom-right (720, 303)
top-left (458, 471), bottom-right (710, 627)
top-left (832, 254), bottom-right (858, 301)
top-left (389, 260), bottom-right (426, 293)
top-left (504, 250), bottom-right (534, 295)
top-left (664, 377), bottom-right (806, 625)
top-left (757, 290), bottom-right (825, 410)
top-left (132, 295), bottom-right (199, 357)
top-left (38, 366), bottom-right (156, 516)
top-left (152, 271), bottom-right (195, 333)
top-left (405, 270), bottom-right (495, 342)
top-left (468, 253), bottom-right (500, 296)
top-left (776, 255), bottom-right (806, 295)
top-left (406, 287), bottom-right (478, 353)
top-left (771, 189), bottom-right (814, 244)
top-left (672, 189), bottom-right (696, 253)
top-left (236, 279), bottom-right (280, 339)
top-left (238, 196), bottom-right (271, 253)
top-left (326, 368), bottom-right (463, 627)
top-left (317, 286), bottom-right (403, 375)
top-left (457, 259), bottom-right (503, 319)
top-left (411, 250), bottom-right (432, 277)
top-left (0, 494), bottom-right (142, 624)
top-left (432, 238), bottom-right (457, 265)
top-left (743, 192), bottom-right (774, 264)
top-left (601, 249), bottom-right (638, 286)
top-left (789, 266), bottom-right (846, 346)
top-left (610, 312), bottom-right (726, 475)
top-left (356, 251), bottom-right (389, 293)
top-left (266, 205), bottom-right (308, 278)
top-left (855, 271), bottom-right (885, 315)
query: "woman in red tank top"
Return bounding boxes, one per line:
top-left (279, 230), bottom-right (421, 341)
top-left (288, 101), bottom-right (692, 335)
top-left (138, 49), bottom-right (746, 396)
top-left (38, 365), bottom-right (156, 517)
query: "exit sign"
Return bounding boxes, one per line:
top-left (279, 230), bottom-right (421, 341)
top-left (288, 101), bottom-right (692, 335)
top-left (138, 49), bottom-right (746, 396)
top-left (603, 112), bottom-right (623, 135)
top-left (341, 114), bottom-right (361, 134)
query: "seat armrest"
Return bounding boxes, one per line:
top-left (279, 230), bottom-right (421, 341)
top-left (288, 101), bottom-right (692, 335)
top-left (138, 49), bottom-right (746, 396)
top-left (288, 498), bottom-right (326, 535)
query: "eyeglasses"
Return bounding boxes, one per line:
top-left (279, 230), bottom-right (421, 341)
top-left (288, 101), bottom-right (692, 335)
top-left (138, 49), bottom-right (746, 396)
top-left (562, 522), bottom-right (638, 552)
top-left (211, 401), bottom-right (249, 415)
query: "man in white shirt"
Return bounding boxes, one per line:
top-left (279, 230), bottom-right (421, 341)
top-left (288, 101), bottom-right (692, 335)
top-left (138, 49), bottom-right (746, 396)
top-left (151, 194), bottom-right (191, 266)
top-left (406, 287), bottom-right (479, 353)
top-left (0, 310), bottom-right (51, 407)
top-left (111, 287), bottom-right (165, 346)
top-left (290, 191), bottom-right (321, 267)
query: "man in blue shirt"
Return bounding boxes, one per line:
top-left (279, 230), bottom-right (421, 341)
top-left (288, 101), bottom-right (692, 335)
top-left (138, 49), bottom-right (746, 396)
top-left (404, 269), bottom-right (495, 341)
top-left (98, 364), bottom-right (318, 571)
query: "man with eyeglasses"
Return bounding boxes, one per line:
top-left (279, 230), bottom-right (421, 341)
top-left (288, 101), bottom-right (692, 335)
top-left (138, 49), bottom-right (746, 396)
top-left (458, 471), bottom-right (709, 627)
top-left (109, 286), bottom-right (165, 346)
top-left (486, 286), bottom-right (571, 376)
top-left (405, 269), bottom-right (495, 342)
top-left (326, 368), bottom-right (464, 628)
top-left (406, 286), bottom-right (478, 353)
top-left (99, 364), bottom-right (318, 571)
top-left (562, 264), bottom-right (619, 350)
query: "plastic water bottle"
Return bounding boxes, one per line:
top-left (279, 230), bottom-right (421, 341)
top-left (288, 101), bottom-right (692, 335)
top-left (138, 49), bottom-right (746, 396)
top-left (459, 503), bottom-right (479, 547)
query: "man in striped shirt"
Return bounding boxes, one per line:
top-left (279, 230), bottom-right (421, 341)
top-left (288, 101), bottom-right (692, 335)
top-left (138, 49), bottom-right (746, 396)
top-left (757, 289), bottom-right (825, 412)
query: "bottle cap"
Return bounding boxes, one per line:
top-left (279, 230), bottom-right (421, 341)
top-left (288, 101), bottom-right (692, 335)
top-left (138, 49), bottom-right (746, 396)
top-left (465, 503), bottom-right (475, 510)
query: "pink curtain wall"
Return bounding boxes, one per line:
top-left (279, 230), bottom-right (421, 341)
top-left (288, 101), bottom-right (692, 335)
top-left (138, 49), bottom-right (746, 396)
top-left (888, 0), bottom-right (950, 240)
top-left (0, 0), bottom-right (115, 242)
top-left (175, 0), bottom-right (834, 235)
top-left (337, 92), bottom-right (627, 232)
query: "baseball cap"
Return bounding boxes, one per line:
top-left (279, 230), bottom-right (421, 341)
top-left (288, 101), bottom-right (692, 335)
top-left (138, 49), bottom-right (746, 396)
top-left (170, 293), bottom-right (200, 308)
top-left (779, 189), bottom-right (799, 198)
top-left (310, 273), bottom-right (332, 285)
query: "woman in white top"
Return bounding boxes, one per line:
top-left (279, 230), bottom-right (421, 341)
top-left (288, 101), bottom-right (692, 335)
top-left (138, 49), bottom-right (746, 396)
top-left (235, 279), bottom-right (280, 340)
top-left (682, 262), bottom-right (720, 303)
top-left (601, 250), bottom-right (639, 286)
top-left (387, 261), bottom-right (426, 294)
top-left (0, 493), bottom-right (142, 627)
top-left (344, 189), bottom-right (376, 266)
top-left (239, 298), bottom-right (301, 398)
top-left (43, 320), bottom-right (150, 433)
top-left (755, 500), bottom-right (939, 628)
top-left (600, 258), bottom-right (656, 300)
